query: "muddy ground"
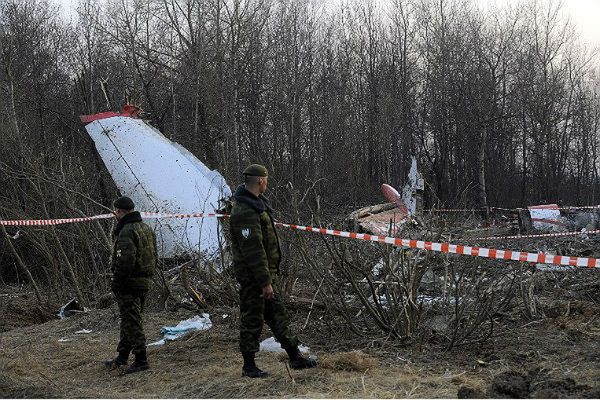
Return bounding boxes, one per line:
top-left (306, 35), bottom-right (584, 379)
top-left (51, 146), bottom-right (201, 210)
top-left (2, 281), bottom-right (600, 399)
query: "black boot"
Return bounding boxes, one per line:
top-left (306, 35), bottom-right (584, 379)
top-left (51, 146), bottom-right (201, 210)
top-left (125, 350), bottom-right (150, 374)
top-left (286, 347), bottom-right (317, 370)
top-left (103, 352), bottom-right (128, 369)
top-left (241, 352), bottom-right (268, 378)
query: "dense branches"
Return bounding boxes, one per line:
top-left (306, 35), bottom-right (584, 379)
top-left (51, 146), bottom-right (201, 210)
top-left (0, 0), bottom-right (598, 299)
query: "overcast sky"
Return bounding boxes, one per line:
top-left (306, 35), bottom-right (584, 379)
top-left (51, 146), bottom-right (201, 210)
top-left (57, 0), bottom-right (599, 47)
top-left (477, 0), bottom-right (600, 48)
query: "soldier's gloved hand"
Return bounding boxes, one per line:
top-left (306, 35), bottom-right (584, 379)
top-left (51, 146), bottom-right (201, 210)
top-left (261, 284), bottom-right (274, 301)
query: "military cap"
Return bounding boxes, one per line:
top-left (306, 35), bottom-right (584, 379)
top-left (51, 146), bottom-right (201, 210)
top-left (113, 196), bottom-right (135, 210)
top-left (243, 164), bottom-right (268, 177)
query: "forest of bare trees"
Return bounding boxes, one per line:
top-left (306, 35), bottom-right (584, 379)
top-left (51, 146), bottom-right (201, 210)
top-left (0, 0), bottom-right (599, 303)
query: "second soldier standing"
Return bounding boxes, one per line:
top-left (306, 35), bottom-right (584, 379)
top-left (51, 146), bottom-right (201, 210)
top-left (104, 196), bottom-right (157, 374)
top-left (229, 164), bottom-right (317, 378)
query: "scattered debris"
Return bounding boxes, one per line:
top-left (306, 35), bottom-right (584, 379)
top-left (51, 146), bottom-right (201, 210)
top-left (401, 157), bottom-right (424, 215)
top-left (528, 204), bottom-right (564, 232)
top-left (536, 263), bottom-right (575, 271)
top-left (381, 184), bottom-right (409, 213)
top-left (519, 204), bottom-right (600, 233)
top-left (74, 329), bottom-right (92, 334)
top-left (348, 158), bottom-right (424, 236)
top-left (348, 201), bottom-right (409, 236)
top-left (57, 298), bottom-right (85, 320)
top-left (259, 337), bottom-right (310, 353)
top-left (148, 314), bottom-right (212, 346)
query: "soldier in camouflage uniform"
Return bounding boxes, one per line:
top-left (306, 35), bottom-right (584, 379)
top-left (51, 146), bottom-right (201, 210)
top-left (230, 164), bottom-right (317, 378)
top-left (104, 196), bottom-right (157, 374)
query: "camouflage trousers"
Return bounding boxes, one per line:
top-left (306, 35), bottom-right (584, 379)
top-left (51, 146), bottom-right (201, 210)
top-left (116, 293), bottom-right (146, 357)
top-left (238, 280), bottom-right (299, 353)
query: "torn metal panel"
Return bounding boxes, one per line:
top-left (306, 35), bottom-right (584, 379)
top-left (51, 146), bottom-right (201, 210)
top-left (381, 184), bottom-right (409, 214)
top-left (402, 157), bottom-right (424, 215)
top-left (520, 204), bottom-right (600, 233)
top-left (348, 184), bottom-right (410, 236)
top-left (356, 207), bottom-right (410, 236)
top-left (528, 204), bottom-right (565, 232)
top-left (82, 110), bottom-right (230, 258)
top-left (57, 298), bottom-right (84, 319)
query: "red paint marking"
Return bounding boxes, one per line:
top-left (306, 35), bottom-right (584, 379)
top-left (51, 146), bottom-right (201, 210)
top-left (441, 243), bottom-right (449, 253)
top-left (409, 240), bottom-right (417, 248)
top-left (472, 247), bottom-right (480, 256)
top-left (80, 104), bottom-right (142, 123)
top-left (489, 249), bottom-right (497, 258)
top-left (456, 245), bottom-right (464, 254)
top-left (530, 218), bottom-right (567, 227)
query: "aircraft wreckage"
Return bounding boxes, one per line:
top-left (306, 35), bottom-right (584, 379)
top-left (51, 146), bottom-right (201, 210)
top-left (81, 105), bottom-right (231, 258)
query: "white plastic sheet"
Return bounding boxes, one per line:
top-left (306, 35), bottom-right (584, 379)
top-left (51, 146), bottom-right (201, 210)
top-left (259, 337), bottom-right (310, 353)
top-left (148, 314), bottom-right (212, 346)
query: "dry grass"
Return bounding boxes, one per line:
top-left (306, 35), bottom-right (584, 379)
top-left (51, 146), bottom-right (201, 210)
top-left (0, 308), bottom-right (476, 398)
top-left (320, 351), bottom-right (378, 372)
top-left (4, 293), bottom-right (600, 398)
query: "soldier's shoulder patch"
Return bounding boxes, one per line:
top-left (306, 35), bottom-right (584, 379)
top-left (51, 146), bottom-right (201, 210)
top-left (241, 228), bottom-right (251, 239)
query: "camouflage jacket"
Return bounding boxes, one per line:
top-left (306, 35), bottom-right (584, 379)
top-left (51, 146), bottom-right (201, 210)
top-left (111, 211), bottom-right (158, 294)
top-left (230, 185), bottom-right (281, 286)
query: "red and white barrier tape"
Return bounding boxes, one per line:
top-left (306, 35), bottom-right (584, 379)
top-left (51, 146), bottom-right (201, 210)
top-left (469, 229), bottom-right (600, 241)
top-left (0, 214), bottom-right (114, 226)
top-left (0, 212), bottom-right (228, 226)
top-left (275, 222), bottom-right (600, 268)
top-left (555, 205), bottom-right (600, 210)
top-left (427, 205), bottom-right (600, 213)
top-left (140, 212), bottom-right (228, 219)
top-left (425, 208), bottom-right (485, 212)
top-left (1, 212), bottom-right (598, 268)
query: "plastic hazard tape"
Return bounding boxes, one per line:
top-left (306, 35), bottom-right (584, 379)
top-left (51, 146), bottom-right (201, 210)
top-left (554, 205), bottom-right (600, 210)
top-left (0, 212), bottom-right (228, 226)
top-left (140, 212), bottom-right (228, 219)
top-left (2, 212), bottom-right (598, 268)
top-left (427, 205), bottom-right (600, 213)
top-left (470, 229), bottom-right (600, 241)
top-left (425, 208), bottom-right (485, 212)
top-left (0, 214), bottom-right (114, 226)
top-left (275, 222), bottom-right (600, 268)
